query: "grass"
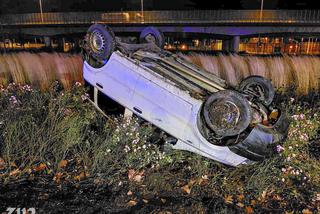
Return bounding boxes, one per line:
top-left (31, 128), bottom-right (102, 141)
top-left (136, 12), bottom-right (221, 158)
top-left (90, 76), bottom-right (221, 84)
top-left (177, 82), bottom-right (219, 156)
top-left (0, 83), bottom-right (319, 213)
top-left (183, 53), bottom-right (320, 95)
top-left (1, 52), bottom-right (320, 95)
top-left (0, 52), bottom-right (83, 90)
top-left (0, 83), bottom-right (165, 180)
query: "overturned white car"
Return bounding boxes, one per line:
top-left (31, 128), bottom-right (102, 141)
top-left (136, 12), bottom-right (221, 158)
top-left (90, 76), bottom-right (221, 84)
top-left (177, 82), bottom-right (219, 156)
top-left (82, 24), bottom-right (289, 166)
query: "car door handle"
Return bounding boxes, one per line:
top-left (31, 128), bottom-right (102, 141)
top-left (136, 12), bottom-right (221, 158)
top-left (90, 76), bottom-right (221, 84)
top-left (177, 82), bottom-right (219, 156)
top-left (96, 83), bottom-right (103, 89)
top-left (133, 107), bottom-right (142, 114)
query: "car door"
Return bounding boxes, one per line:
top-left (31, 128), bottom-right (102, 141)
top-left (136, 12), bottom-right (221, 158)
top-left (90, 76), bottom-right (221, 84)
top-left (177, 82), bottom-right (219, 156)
top-left (131, 73), bottom-right (193, 140)
top-left (94, 56), bottom-right (139, 109)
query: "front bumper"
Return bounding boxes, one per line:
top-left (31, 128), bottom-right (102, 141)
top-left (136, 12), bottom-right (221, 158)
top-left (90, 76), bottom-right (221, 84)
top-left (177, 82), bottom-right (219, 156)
top-left (229, 111), bottom-right (290, 161)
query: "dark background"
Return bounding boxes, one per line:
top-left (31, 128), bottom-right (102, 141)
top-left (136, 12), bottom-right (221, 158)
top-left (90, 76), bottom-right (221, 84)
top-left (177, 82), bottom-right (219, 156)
top-left (0, 0), bottom-right (318, 14)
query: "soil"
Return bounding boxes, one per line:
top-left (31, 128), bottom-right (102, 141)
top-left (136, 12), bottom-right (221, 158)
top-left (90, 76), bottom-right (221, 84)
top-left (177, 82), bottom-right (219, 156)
top-left (0, 175), bottom-right (235, 214)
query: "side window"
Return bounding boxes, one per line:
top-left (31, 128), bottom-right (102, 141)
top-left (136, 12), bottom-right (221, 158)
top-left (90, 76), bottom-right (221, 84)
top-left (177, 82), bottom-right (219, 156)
top-left (97, 90), bottom-right (125, 116)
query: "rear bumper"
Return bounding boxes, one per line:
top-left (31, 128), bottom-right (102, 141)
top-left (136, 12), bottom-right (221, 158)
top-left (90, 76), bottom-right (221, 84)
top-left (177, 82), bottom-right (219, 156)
top-left (229, 112), bottom-right (290, 161)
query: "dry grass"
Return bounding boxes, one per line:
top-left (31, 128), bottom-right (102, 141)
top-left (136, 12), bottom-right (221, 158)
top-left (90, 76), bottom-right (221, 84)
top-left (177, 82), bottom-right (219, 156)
top-left (0, 52), bottom-right (83, 90)
top-left (183, 54), bottom-right (320, 94)
top-left (0, 52), bottom-right (319, 94)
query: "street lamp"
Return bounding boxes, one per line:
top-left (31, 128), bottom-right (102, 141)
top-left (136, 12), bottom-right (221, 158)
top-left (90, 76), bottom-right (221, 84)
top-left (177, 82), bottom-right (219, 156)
top-left (141, 0), bottom-right (144, 22)
top-left (39, 0), bottom-right (44, 23)
top-left (257, 0), bottom-right (264, 53)
top-left (260, 0), bottom-right (264, 21)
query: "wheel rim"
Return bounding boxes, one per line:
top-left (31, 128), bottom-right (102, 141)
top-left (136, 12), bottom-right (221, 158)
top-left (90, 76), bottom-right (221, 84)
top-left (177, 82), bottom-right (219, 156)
top-left (145, 34), bottom-right (157, 44)
top-left (90, 30), bottom-right (105, 53)
top-left (209, 100), bottom-right (240, 131)
top-left (243, 83), bottom-right (266, 100)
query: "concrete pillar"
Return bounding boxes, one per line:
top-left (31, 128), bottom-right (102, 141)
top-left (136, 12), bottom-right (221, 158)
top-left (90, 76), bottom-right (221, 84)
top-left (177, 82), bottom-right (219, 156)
top-left (62, 38), bottom-right (66, 52)
top-left (44, 36), bottom-right (52, 48)
top-left (57, 37), bottom-right (66, 52)
top-left (222, 36), bottom-right (240, 53)
top-left (232, 36), bottom-right (240, 53)
top-left (222, 39), bottom-right (231, 52)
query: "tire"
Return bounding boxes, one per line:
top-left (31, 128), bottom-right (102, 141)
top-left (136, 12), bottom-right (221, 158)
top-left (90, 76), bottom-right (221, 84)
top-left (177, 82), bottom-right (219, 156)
top-left (85, 24), bottom-right (116, 62)
top-left (139, 26), bottom-right (165, 48)
top-left (203, 90), bottom-right (252, 137)
top-left (81, 48), bottom-right (106, 68)
top-left (239, 76), bottom-right (275, 106)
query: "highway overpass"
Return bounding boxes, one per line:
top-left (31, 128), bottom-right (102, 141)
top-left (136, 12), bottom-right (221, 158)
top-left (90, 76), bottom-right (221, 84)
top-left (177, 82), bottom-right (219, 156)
top-left (1, 10), bottom-right (320, 52)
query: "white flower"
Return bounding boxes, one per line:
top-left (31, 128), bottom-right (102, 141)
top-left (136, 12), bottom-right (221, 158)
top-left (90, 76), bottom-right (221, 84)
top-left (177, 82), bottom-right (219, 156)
top-left (276, 145), bottom-right (285, 153)
top-left (292, 115), bottom-right (299, 120)
top-left (299, 133), bottom-right (309, 141)
top-left (81, 94), bottom-right (89, 101)
top-left (124, 145), bottom-right (131, 153)
top-left (75, 82), bottom-right (82, 87)
top-left (132, 138), bottom-right (139, 144)
top-left (9, 95), bottom-right (18, 104)
top-left (22, 85), bottom-right (32, 92)
top-left (202, 175), bottom-right (208, 180)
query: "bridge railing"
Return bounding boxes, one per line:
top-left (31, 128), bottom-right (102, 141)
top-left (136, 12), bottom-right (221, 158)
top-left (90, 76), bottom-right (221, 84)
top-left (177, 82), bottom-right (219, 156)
top-left (1, 10), bottom-right (320, 25)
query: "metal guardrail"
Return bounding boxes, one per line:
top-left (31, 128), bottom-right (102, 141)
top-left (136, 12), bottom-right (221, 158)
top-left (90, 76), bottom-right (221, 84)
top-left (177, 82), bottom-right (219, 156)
top-left (1, 10), bottom-right (320, 26)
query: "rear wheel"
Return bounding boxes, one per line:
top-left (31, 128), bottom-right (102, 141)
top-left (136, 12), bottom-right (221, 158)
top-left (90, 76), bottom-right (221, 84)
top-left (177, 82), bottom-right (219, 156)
top-left (239, 76), bottom-right (275, 106)
top-left (203, 90), bottom-right (251, 137)
top-left (139, 26), bottom-right (165, 48)
top-left (83, 24), bottom-right (116, 67)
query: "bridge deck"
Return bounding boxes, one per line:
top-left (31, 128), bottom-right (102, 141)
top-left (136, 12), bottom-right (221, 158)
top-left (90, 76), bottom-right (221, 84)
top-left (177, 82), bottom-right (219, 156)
top-left (1, 10), bottom-right (320, 26)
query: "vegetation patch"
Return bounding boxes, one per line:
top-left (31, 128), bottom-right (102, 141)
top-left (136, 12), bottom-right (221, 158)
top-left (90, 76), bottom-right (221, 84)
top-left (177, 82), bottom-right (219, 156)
top-left (0, 83), bottom-right (319, 213)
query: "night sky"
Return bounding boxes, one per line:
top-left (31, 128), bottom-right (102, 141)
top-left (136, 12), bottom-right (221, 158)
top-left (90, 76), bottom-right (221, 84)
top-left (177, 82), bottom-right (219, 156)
top-left (0, 0), bottom-right (319, 14)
